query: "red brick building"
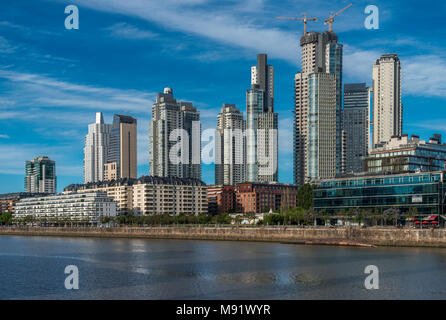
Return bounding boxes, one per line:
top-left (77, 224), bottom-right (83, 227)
top-left (235, 183), bottom-right (298, 213)
top-left (0, 193), bottom-right (49, 215)
top-left (206, 185), bottom-right (236, 214)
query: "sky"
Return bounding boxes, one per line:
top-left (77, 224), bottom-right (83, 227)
top-left (0, 0), bottom-right (445, 193)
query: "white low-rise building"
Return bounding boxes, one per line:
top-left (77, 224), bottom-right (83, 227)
top-left (14, 192), bottom-right (117, 223)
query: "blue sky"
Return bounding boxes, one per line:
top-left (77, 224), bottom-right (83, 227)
top-left (0, 0), bottom-right (445, 193)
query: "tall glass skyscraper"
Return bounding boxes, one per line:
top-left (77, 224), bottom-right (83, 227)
top-left (294, 30), bottom-right (343, 186)
top-left (25, 156), bottom-right (56, 194)
top-left (343, 83), bottom-right (371, 173)
top-left (215, 104), bottom-right (245, 185)
top-left (246, 54), bottom-right (278, 183)
top-left (149, 88), bottom-right (201, 180)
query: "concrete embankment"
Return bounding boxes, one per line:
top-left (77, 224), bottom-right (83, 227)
top-left (1, 226), bottom-right (446, 248)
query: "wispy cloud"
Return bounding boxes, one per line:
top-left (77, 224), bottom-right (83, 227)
top-left (62, 0), bottom-right (300, 64)
top-left (0, 69), bottom-right (156, 114)
top-left (104, 22), bottom-right (158, 40)
top-left (0, 134), bottom-right (10, 139)
top-left (0, 36), bottom-right (17, 53)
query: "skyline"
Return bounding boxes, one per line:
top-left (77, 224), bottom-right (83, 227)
top-left (1, 0), bottom-right (446, 193)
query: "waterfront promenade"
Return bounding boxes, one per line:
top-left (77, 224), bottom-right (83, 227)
top-left (1, 226), bottom-right (446, 248)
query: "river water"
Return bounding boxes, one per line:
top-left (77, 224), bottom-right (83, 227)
top-left (0, 235), bottom-right (445, 299)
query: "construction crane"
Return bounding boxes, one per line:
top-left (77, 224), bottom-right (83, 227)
top-left (275, 13), bottom-right (318, 34)
top-left (324, 3), bottom-right (352, 32)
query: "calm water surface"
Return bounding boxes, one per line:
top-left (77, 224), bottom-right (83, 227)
top-left (1, 235), bottom-right (446, 299)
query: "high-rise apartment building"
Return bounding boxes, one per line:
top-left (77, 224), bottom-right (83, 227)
top-left (293, 31), bottom-right (343, 186)
top-left (343, 83), bottom-right (371, 173)
top-left (246, 54), bottom-right (278, 183)
top-left (149, 88), bottom-right (201, 180)
top-left (215, 104), bottom-right (245, 185)
top-left (372, 53), bottom-right (402, 147)
top-left (24, 156), bottom-right (56, 194)
top-left (106, 114), bottom-right (137, 180)
top-left (307, 73), bottom-right (337, 181)
top-left (83, 112), bottom-right (112, 183)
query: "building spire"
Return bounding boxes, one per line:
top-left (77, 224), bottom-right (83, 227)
top-left (96, 112), bottom-right (104, 124)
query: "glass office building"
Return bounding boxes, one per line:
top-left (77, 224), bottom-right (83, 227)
top-left (313, 171), bottom-right (446, 216)
top-left (365, 134), bottom-right (446, 174)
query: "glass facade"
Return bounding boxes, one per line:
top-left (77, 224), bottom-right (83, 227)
top-left (314, 171), bottom-right (446, 215)
top-left (366, 145), bottom-right (446, 174)
top-left (246, 88), bottom-right (263, 182)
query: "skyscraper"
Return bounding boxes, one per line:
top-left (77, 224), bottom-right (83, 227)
top-left (149, 88), bottom-right (201, 180)
top-left (25, 156), bottom-right (56, 194)
top-left (251, 54), bottom-right (274, 112)
top-left (307, 73), bottom-right (337, 181)
top-left (83, 112), bottom-right (112, 183)
top-left (343, 83), bottom-right (371, 173)
top-left (105, 114), bottom-right (137, 180)
top-left (293, 30), bottom-right (343, 186)
top-left (246, 54), bottom-right (278, 183)
top-left (372, 53), bottom-right (402, 147)
top-left (215, 104), bottom-right (245, 185)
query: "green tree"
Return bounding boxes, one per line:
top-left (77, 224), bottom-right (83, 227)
top-left (406, 207), bottom-right (418, 225)
top-left (298, 184), bottom-right (314, 210)
top-left (263, 213), bottom-right (284, 226)
top-left (0, 212), bottom-right (12, 225)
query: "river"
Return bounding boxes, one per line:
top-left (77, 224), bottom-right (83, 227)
top-left (1, 235), bottom-right (445, 299)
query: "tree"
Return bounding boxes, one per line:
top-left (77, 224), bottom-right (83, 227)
top-left (298, 184), bottom-right (314, 210)
top-left (0, 212), bottom-right (12, 225)
top-left (406, 207), bottom-right (418, 224)
top-left (383, 208), bottom-right (400, 226)
top-left (263, 214), bottom-right (284, 226)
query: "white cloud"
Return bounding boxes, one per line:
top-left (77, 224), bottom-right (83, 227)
top-left (404, 55), bottom-right (446, 98)
top-left (0, 69), bottom-right (156, 114)
top-left (105, 22), bottom-right (158, 40)
top-left (63, 0), bottom-right (300, 64)
top-left (0, 36), bottom-right (17, 54)
top-left (0, 134), bottom-right (10, 139)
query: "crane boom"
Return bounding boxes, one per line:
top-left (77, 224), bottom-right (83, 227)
top-left (275, 13), bottom-right (318, 34)
top-left (324, 3), bottom-right (352, 32)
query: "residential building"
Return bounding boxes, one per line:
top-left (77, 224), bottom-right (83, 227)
top-left (372, 53), bottom-right (402, 147)
top-left (207, 185), bottom-right (236, 215)
top-left (149, 88), bottom-right (201, 180)
top-left (307, 72), bottom-right (337, 181)
top-left (364, 134), bottom-right (446, 174)
top-left (246, 54), bottom-right (278, 183)
top-left (343, 83), bottom-right (371, 173)
top-left (215, 104), bottom-right (246, 185)
top-left (133, 176), bottom-right (207, 216)
top-left (14, 192), bottom-right (117, 223)
top-left (235, 183), bottom-right (298, 213)
top-left (0, 192), bottom-right (48, 214)
top-left (294, 30), bottom-right (343, 186)
top-left (64, 176), bottom-right (207, 216)
top-left (106, 114), bottom-right (137, 180)
top-left (313, 171), bottom-right (446, 216)
top-left (64, 178), bottom-right (134, 214)
top-left (83, 112), bottom-right (112, 183)
top-left (25, 156), bottom-right (56, 194)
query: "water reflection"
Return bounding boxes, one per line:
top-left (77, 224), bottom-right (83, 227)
top-left (0, 236), bottom-right (445, 299)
